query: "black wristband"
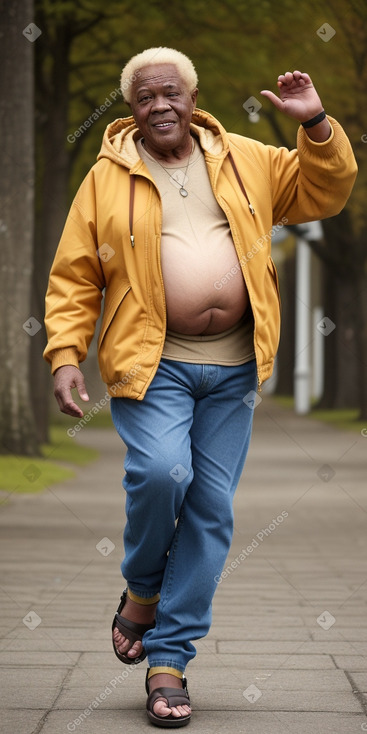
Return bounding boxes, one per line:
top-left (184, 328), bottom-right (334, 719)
top-left (301, 110), bottom-right (326, 128)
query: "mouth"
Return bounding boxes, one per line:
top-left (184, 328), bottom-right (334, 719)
top-left (152, 121), bottom-right (176, 131)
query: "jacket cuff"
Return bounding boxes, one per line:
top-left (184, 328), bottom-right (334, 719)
top-left (297, 115), bottom-right (346, 158)
top-left (50, 348), bottom-right (80, 375)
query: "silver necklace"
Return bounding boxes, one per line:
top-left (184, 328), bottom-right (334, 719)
top-left (141, 138), bottom-right (194, 197)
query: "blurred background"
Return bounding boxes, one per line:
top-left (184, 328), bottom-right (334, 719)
top-left (1, 0), bottom-right (366, 461)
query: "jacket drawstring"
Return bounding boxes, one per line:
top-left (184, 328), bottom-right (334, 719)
top-left (227, 151), bottom-right (255, 216)
top-left (129, 174), bottom-right (135, 247)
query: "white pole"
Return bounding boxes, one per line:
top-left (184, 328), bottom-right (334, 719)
top-left (294, 236), bottom-right (311, 414)
top-left (312, 306), bottom-right (324, 401)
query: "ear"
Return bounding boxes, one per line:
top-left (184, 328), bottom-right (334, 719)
top-left (191, 88), bottom-right (199, 108)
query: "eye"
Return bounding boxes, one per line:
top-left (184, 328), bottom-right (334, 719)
top-left (139, 95), bottom-right (151, 103)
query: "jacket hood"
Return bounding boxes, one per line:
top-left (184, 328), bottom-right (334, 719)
top-left (97, 108), bottom-right (229, 170)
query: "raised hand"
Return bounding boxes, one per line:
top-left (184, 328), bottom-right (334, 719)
top-left (261, 70), bottom-right (324, 123)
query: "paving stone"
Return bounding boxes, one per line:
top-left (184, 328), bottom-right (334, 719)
top-left (55, 683), bottom-right (146, 710)
top-left (2, 638), bottom-right (110, 652)
top-left (349, 672), bottom-right (367, 691)
top-left (300, 641), bottom-right (366, 654)
top-left (211, 614), bottom-right (306, 627)
top-left (182, 653), bottom-right (336, 669)
top-left (2, 685), bottom-right (62, 709)
top-left (11, 627), bottom-right (110, 639)
top-left (334, 656), bottom-right (367, 671)
top-left (312, 629), bottom-right (367, 641)
top-left (217, 640), bottom-right (356, 654)
top-left (0, 667), bottom-right (68, 686)
top-left (192, 668), bottom-right (350, 691)
top-left (65, 666), bottom-right (147, 688)
top-left (39, 709), bottom-right (161, 734)
top-left (37, 709), bottom-right (367, 734)
top-left (207, 626), bottom-right (311, 641)
top-left (0, 710), bottom-right (48, 734)
top-left (0, 651), bottom-right (80, 666)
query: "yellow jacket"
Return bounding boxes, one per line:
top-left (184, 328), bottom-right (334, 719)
top-left (44, 109), bottom-right (357, 398)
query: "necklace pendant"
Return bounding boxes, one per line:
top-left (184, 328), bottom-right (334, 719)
top-left (179, 187), bottom-right (188, 197)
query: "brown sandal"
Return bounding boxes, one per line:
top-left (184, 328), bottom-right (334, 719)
top-left (112, 589), bottom-right (155, 665)
top-left (145, 668), bottom-right (191, 728)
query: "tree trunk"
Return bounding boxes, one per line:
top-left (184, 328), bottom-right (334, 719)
top-left (315, 263), bottom-right (337, 410)
top-left (315, 263), bottom-right (359, 410)
top-left (355, 271), bottom-right (367, 420)
top-left (31, 19), bottom-right (72, 443)
top-left (333, 276), bottom-right (359, 409)
top-left (275, 251), bottom-right (296, 395)
top-left (0, 0), bottom-right (39, 455)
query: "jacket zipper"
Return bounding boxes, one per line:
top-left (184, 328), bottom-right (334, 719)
top-left (129, 174), bottom-right (135, 247)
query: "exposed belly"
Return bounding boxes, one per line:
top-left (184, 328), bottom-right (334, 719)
top-left (162, 242), bottom-right (249, 335)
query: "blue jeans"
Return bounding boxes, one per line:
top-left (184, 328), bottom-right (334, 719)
top-left (110, 358), bottom-right (257, 672)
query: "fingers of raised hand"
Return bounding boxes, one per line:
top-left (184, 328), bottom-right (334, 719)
top-left (278, 70), bottom-right (312, 88)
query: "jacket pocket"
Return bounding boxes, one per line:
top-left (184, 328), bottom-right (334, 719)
top-left (98, 282), bottom-right (131, 349)
top-left (266, 256), bottom-right (281, 307)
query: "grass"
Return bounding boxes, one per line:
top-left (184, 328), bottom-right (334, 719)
top-left (0, 456), bottom-right (74, 495)
top-left (0, 425), bottom-right (99, 496)
top-left (307, 408), bottom-right (366, 434)
top-left (272, 395), bottom-right (366, 434)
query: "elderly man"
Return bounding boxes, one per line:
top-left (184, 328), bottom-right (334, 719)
top-left (44, 47), bottom-right (357, 727)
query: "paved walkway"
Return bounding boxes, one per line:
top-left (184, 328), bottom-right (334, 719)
top-left (1, 398), bottom-right (367, 734)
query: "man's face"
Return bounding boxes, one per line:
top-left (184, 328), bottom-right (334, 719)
top-left (129, 63), bottom-right (198, 152)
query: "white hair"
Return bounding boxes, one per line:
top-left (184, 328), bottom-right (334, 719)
top-left (120, 47), bottom-right (198, 103)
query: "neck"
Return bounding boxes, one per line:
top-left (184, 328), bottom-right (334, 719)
top-left (141, 135), bottom-right (193, 164)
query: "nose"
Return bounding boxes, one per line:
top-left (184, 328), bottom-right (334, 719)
top-left (151, 95), bottom-right (171, 113)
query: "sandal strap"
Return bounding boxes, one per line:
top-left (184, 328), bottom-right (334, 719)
top-left (112, 589), bottom-right (155, 664)
top-left (144, 668), bottom-right (188, 695)
top-left (147, 686), bottom-right (191, 710)
top-left (116, 589), bottom-right (128, 615)
top-left (114, 612), bottom-right (155, 639)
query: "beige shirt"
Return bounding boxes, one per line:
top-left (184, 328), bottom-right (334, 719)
top-left (137, 137), bottom-right (255, 365)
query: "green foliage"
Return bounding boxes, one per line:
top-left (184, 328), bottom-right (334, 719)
top-left (0, 426), bottom-right (98, 496)
top-left (35, 0), bottom-right (364, 202)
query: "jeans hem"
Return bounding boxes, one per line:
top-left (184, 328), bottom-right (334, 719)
top-left (127, 585), bottom-right (161, 599)
top-left (147, 660), bottom-right (186, 673)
